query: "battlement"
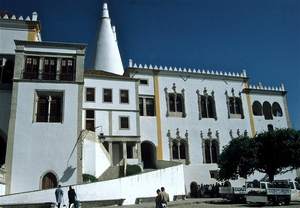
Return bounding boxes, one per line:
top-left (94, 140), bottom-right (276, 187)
top-left (0, 11), bottom-right (38, 21)
top-left (248, 82), bottom-right (285, 91)
top-left (128, 59), bottom-right (247, 78)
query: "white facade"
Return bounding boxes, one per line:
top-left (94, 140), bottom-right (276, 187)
top-left (0, 3), bottom-right (295, 204)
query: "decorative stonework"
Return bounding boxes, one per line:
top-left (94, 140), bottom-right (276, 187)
top-left (196, 87), bottom-right (217, 120)
top-left (164, 83), bottom-right (186, 117)
top-left (201, 128), bottom-right (220, 164)
top-left (167, 128), bottom-right (190, 165)
top-left (225, 88), bottom-right (244, 119)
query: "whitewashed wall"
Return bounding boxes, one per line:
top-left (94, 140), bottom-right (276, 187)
top-left (0, 164), bottom-right (185, 206)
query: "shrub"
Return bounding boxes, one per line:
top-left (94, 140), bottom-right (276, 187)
top-left (126, 164), bottom-right (142, 176)
top-left (82, 173), bottom-right (98, 183)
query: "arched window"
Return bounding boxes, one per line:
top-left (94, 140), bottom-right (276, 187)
top-left (172, 143), bottom-right (179, 159)
top-left (229, 99), bottom-right (235, 114)
top-left (263, 101), bottom-right (273, 120)
top-left (197, 88), bottom-right (217, 120)
top-left (252, 101), bottom-right (262, 116)
top-left (268, 124), bottom-right (274, 132)
top-left (42, 172), bottom-right (57, 190)
top-left (211, 141), bottom-right (218, 163)
top-left (168, 129), bottom-right (190, 165)
top-left (201, 98), bottom-right (207, 118)
top-left (180, 142), bottom-right (186, 159)
top-left (164, 84), bottom-right (186, 117)
top-left (205, 141), bottom-right (211, 163)
top-left (225, 88), bottom-right (244, 119)
top-left (202, 138), bottom-right (219, 164)
top-left (207, 98), bottom-right (214, 118)
top-left (176, 96), bottom-right (183, 112)
top-left (169, 95), bottom-right (175, 112)
top-left (272, 102), bottom-right (283, 117)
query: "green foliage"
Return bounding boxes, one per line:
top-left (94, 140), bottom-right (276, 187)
top-left (126, 164), bottom-right (142, 176)
top-left (218, 135), bottom-right (257, 181)
top-left (218, 128), bottom-right (300, 182)
top-left (82, 173), bottom-right (98, 183)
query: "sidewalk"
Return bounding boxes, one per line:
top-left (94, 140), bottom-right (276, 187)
top-left (103, 198), bottom-right (223, 208)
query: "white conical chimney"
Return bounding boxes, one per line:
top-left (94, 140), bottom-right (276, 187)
top-left (88, 3), bottom-right (124, 75)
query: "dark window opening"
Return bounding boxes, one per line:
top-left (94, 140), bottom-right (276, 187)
top-left (120, 90), bottom-right (129, 103)
top-left (43, 58), bottom-right (57, 80)
top-left (120, 117), bottom-right (129, 129)
top-left (103, 89), bottom-right (112, 102)
top-left (24, 56), bottom-right (39, 79)
top-left (86, 88), bottom-right (95, 101)
top-left (60, 58), bottom-right (75, 81)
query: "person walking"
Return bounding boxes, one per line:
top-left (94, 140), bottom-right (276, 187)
top-left (160, 187), bottom-right (170, 207)
top-left (55, 185), bottom-right (63, 208)
top-left (155, 189), bottom-right (162, 208)
top-left (68, 186), bottom-right (77, 208)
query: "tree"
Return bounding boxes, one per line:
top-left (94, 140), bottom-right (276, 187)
top-left (253, 128), bottom-right (300, 182)
top-left (218, 128), bottom-right (300, 182)
top-left (218, 135), bottom-right (257, 181)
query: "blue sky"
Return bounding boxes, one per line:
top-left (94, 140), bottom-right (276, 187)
top-left (1, 0), bottom-right (299, 130)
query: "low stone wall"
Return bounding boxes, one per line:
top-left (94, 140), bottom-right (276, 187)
top-left (0, 161), bottom-right (185, 206)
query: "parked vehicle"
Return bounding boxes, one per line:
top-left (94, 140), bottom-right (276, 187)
top-left (246, 179), bottom-right (300, 206)
top-left (219, 180), bottom-right (269, 202)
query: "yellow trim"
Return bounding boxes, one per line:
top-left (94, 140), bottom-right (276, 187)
top-left (153, 70), bottom-right (162, 159)
top-left (244, 79), bottom-right (256, 136)
top-left (26, 22), bottom-right (40, 41)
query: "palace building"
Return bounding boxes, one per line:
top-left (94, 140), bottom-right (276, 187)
top-left (0, 3), bottom-right (293, 201)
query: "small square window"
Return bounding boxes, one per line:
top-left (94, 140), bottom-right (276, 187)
top-left (120, 116), bottom-right (129, 129)
top-left (86, 88), bottom-right (95, 102)
top-left (120, 89), bottom-right (129, 103)
top-left (103, 89), bottom-right (112, 102)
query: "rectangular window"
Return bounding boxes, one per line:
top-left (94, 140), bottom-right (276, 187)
top-left (43, 57), bottom-right (57, 80)
top-left (86, 88), bottom-right (95, 102)
top-left (60, 58), bottom-right (75, 81)
top-left (146, 98), bottom-right (154, 116)
top-left (139, 97), bottom-right (155, 116)
top-left (103, 88), bottom-right (112, 102)
top-left (24, 56), bottom-right (39, 79)
top-left (36, 92), bottom-right (63, 123)
top-left (86, 110), bottom-right (95, 131)
top-left (139, 79), bottom-right (148, 85)
top-left (120, 116), bottom-right (129, 129)
top-left (120, 89), bottom-right (129, 103)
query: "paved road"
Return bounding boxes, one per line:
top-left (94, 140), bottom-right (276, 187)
top-left (171, 201), bottom-right (300, 207)
top-left (109, 198), bottom-right (300, 208)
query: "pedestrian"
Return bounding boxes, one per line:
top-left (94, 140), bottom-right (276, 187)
top-left (68, 186), bottom-right (77, 208)
top-left (160, 187), bottom-right (170, 207)
top-left (155, 189), bottom-right (162, 208)
top-left (55, 185), bottom-right (63, 208)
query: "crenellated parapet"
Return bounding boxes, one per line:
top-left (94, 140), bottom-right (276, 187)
top-left (128, 59), bottom-right (247, 78)
top-left (0, 11), bottom-right (38, 22)
top-left (248, 82), bottom-right (285, 92)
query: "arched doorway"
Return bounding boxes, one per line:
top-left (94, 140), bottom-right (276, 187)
top-left (41, 172), bottom-right (57, 189)
top-left (141, 141), bottom-right (156, 169)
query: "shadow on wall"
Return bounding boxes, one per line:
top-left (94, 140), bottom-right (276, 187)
top-left (59, 166), bottom-right (76, 183)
